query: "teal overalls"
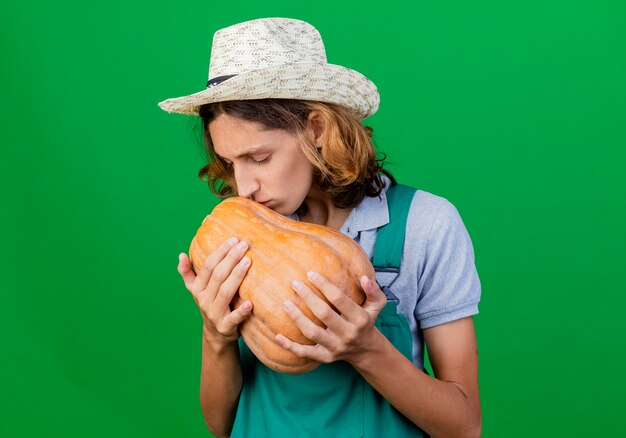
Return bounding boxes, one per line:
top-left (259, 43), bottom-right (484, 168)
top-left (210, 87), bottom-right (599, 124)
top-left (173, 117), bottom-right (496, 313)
top-left (231, 184), bottom-right (426, 437)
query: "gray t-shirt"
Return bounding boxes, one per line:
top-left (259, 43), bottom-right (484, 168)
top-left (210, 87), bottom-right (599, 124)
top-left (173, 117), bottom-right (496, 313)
top-left (291, 179), bottom-right (481, 369)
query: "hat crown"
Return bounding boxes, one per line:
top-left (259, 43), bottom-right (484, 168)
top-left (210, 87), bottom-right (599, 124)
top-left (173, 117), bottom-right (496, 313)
top-left (209, 18), bottom-right (327, 79)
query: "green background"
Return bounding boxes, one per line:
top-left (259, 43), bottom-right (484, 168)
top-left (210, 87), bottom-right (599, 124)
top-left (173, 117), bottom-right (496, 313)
top-left (2, 0), bottom-right (625, 436)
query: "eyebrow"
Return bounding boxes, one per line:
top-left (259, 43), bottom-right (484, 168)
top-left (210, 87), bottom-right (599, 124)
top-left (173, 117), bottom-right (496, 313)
top-left (216, 144), bottom-right (271, 161)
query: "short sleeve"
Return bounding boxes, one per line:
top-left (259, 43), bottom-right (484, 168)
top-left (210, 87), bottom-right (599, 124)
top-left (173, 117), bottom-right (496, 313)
top-left (415, 199), bottom-right (481, 329)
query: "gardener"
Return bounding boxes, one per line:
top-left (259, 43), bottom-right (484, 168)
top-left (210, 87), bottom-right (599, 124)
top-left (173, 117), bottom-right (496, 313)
top-left (159, 17), bottom-right (482, 437)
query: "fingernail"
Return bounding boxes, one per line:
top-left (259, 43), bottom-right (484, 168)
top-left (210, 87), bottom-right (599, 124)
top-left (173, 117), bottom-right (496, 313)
top-left (239, 256), bottom-right (250, 267)
top-left (307, 271), bottom-right (317, 281)
top-left (292, 280), bottom-right (303, 291)
top-left (243, 301), bottom-right (252, 311)
top-left (227, 237), bottom-right (238, 246)
top-left (236, 241), bottom-right (248, 250)
top-left (283, 300), bottom-right (295, 311)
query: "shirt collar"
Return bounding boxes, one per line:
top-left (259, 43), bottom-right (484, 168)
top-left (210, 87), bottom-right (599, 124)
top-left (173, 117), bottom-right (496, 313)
top-left (339, 175), bottom-right (391, 239)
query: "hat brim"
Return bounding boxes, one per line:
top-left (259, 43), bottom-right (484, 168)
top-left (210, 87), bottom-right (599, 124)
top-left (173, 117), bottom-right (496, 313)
top-left (157, 63), bottom-right (379, 119)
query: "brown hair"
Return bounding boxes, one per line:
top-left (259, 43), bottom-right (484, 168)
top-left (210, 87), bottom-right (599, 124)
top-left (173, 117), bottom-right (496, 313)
top-left (197, 99), bottom-right (395, 209)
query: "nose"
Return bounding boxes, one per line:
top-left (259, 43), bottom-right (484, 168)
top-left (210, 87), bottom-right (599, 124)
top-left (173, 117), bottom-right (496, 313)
top-left (233, 165), bottom-right (260, 199)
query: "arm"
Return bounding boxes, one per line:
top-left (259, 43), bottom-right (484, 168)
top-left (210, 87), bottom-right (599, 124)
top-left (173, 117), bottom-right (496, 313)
top-left (276, 273), bottom-right (481, 438)
top-left (198, 327), bottom-right (242, 437)
top-left (352, 316), bottom-right (481, 438)
top-left (177, 238), bottom-right (253, 438)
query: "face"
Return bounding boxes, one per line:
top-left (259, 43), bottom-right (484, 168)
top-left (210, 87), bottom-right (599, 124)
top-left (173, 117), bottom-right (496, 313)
top-left (209, 113), bottom-right (315, 216)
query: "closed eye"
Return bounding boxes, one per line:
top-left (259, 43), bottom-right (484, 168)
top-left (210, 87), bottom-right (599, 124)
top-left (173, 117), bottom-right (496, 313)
top-left (251, 155), bottom-right (270, 165)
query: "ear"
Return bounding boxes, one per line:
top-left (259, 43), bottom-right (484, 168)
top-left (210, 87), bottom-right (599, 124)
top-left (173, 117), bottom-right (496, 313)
top-left (306, 111), bottom-right (325, 147)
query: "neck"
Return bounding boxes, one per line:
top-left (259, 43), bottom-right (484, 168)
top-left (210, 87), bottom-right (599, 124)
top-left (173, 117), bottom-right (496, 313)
top-left (297, 187), bottom-right (351, 230)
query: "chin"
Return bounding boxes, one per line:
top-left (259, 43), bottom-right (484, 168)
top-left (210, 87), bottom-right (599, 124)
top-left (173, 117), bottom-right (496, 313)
top-left (270, 206), bottom-right (287, 216)
top-left (270, 204), bottom-right (296, 217)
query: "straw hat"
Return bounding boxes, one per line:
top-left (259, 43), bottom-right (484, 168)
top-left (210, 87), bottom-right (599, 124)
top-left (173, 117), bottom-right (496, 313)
top-left (157, 18), bottom-right (379, 119)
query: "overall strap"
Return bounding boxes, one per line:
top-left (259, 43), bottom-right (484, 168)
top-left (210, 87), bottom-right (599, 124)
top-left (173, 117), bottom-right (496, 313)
top-left (372, 183), bottom-right (417, 270)
top-left (372, 183), bottom-right (417, 302)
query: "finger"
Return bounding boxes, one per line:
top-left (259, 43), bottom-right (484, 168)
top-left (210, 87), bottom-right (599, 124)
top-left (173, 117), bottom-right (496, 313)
top-left (275, 333), bottom-right (333, 363)
top-left (282, 299), bottom-right (336, 347)
top-left (226, 300), bottom-right (254, 327)
top-left (205, 240), bottom-right (249, 300)
top-left (359, 276), bottom-right (387, 315)
top-left (194, 237), bottom-right (239, 290)
top-left (178, 253), bottom-right (196, 291)
top-left (305, 271), bottom-right (364, 323)
top-left (212, 255), bottom-right (252, 312)
top-left (291, 279), bottom-right (347, 333)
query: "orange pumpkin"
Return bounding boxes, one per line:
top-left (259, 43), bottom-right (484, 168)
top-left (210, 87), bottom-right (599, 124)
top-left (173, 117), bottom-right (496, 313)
top-left (189, 197), bottom-right (375, 374)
